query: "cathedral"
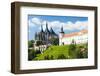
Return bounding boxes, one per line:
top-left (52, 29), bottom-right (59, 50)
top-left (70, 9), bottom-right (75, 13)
top-left (34, 22), bottom-right (58, 45)
top-left (34, 22), bottom-right (58, 53)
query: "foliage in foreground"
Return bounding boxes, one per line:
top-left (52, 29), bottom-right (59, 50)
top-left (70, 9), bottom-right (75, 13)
top-left (28, 43), bottom-right (88, 61)
top-left (28, 40), bottom-right (34, 48)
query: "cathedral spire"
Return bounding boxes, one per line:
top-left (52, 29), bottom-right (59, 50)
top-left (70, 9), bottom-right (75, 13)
top-left (41, 24), bottom-right (43, 32)
top-left (46, 22), bottom-right (48, 29)
top-left (60, 26), bottom-right (64, 33)
top-left (45, 22), bottom-right (50, 34)
top-left (50, 27), bottom-right (56, 35)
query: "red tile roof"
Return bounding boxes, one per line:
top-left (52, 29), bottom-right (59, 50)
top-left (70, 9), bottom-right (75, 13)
top-left (63, 30), bottom-right (88, 38)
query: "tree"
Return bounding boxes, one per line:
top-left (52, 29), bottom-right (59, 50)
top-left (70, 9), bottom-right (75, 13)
top-left (57, 54), bottom-right (66, 59)
top-left (44, 55), bottom-right (50, 60)
top-left (28, 40), bottom-right (34, 48)
top-left (28, 49), bottom-right (36, 60)
top-left (83, 43), bottom-right (88, 58)
top-left (68, 43), bottom-right (76, 52)
top-left (76, 43), bottom-right (88, 58)
top-left (36, 40), bottom-right (43, 46)
top-left (68, 40), bottom-right (77, 58)
top-left (50, 38), bottom-right (59, 45)
top-left (50, 55), bottom-right (54, 60)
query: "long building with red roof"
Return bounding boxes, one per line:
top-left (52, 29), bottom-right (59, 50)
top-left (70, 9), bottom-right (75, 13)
top-left (59, 27), bottom-right (88, 45)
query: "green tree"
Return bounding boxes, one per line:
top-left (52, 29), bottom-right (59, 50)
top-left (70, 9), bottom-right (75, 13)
top-left (76, 43), bottom-right (88, 58)
top-left (68, 40), bottom-right (77, 58)
top-left (28, 49), bottom-right (36, 60)
top-left (36, 41), bottom-right (43, 46)
top-left (28, 40), bottom-right (34, 48)
top-left (50, 55), bottom-right (54, 60)
top-left (44, 55), bottom-right (50, 60)
top-left (50, 38), bottom-right (59, 45)
top-left (57, 54), bottom-right (66, 59)
top-left (68, 43), bottom-right (76, 52)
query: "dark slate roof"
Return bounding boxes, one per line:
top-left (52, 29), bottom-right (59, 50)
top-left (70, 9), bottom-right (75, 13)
top-left (60, 26), bottom-right (64, 33)
top-left (40, 25), bottom-right (44, 33)
top-left (45, 22), bottom-right (50, 34)
top-left (50, 27), bottom-right (57, 36)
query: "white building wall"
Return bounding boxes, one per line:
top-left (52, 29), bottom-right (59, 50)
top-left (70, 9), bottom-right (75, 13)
top-left (59, 34), bottom-right (88, 45)
top-left (59, 33), bottom-right (64, 45)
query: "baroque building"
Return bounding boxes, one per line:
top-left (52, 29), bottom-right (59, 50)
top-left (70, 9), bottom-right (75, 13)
top-left (59, 26), bottom-right (88, 45)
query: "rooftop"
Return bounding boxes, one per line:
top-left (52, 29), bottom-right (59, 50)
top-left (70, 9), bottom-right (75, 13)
top-left (63, 29), bottom-right (88, 38)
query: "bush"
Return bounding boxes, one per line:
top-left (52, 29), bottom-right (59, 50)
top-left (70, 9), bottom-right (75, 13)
top-left (68, 42), bottom-right (77, 58)
top-left (28, 40), bottom-right (34, 48)
top-left (76, 44), bottom-right (88, 58)
top-left (28, 49), bottom-right (36, 60)
top-left (36, 41), bottom-right (43, 46)
top-left (50, 55), bottom-right (54, 59)
top-left (68, 44), bottom-right (76, 51)
top-left (82, 50), bottom-right (88, 58)
top-left (44, 55), bottom-right (54, 60)
top-left (44, 55), bottom-right (50, 60)
top-left (57, 54), bottom-right (66, 59)
top-left (50, 38), bottom-right (59, 45)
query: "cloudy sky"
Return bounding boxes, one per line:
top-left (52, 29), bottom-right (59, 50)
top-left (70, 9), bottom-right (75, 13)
top-left (28, 15), bottom-right (88, 40)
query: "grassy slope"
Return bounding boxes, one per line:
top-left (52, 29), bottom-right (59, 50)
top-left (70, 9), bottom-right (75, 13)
top-left (33, 45), bottom-right (70, 60)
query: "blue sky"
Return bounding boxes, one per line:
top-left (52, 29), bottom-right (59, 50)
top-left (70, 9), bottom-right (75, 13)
top-left (28, 15), bottom-right (88, 40)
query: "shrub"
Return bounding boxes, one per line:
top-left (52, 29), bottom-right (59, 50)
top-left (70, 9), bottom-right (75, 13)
top-left (50, 38), bottom-right (59, 45)
top-left (76, 44), bottom-right (88, 58)
top-left (44, 55), bottom-right (50, 60)
top-left (28, 49), bottom-right (36, 60)
top-left (36, 41), bottom-right (43, 46)
top-left (57, 54), bottom-right (66, 59)
top-left (68, 42), bottom-right (77, 58)
top-left (28, 40), bottom-right (34, 48)
top-left (68, 44), bottom-right (76, 51)
top-left (50, 55), bottom-right (54, 60)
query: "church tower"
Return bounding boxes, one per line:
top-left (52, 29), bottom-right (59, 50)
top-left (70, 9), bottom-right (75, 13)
top-left (59, 26), bottom-right (64, 45)
top-left (41, 25), bottom-right (43, 32)
top-left (45, 22), bottom-right (50, 45)
top-left (59, 26), bottom-right (64, 38)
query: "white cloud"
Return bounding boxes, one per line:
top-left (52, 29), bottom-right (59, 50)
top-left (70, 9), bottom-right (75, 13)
top-left (31, 17), bottom-right (41, 25)
top-left (28, 20), bottom-right (35, 27)
top-left (29, 17), bottom-right (88, 32)
top-left (64, 21), bottom-right (88, 31)
top-left (28, 17), bottom-right (42, 27)
top-left (45, 20), bottom-right (88, 31)
top-left (48, 21), bottom-right (65, 29)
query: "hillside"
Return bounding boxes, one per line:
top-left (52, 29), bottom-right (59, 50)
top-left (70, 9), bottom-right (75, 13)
top-left (33, 45), bottom-right (77, 60)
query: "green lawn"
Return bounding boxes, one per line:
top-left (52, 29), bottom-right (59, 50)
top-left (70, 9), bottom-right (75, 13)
top-left (28, 43), bottom-right (88, 60)
top-left (33, 45), bottom-right (70, 60)
top-left (33, 44), bottom-right (88, 60)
